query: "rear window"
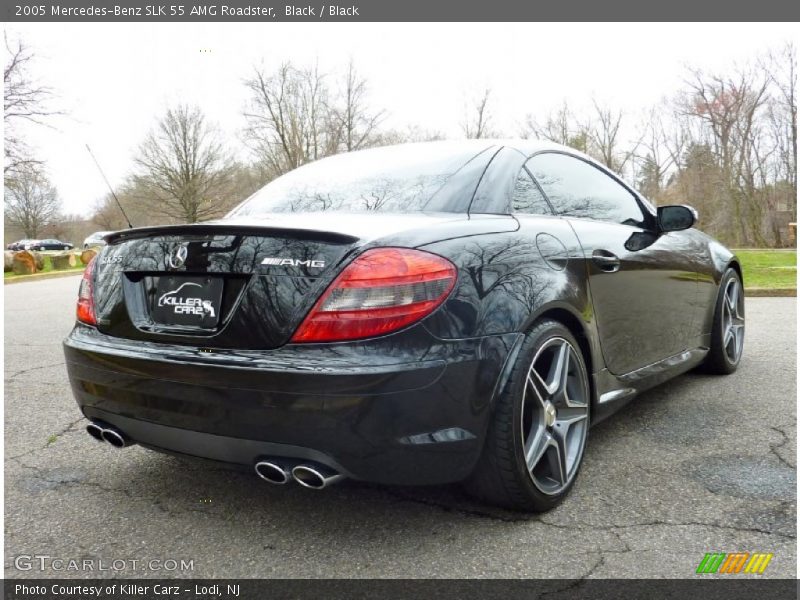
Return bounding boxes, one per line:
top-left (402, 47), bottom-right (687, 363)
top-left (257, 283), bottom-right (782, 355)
top-left (229, 142), bottom-right (494, 216)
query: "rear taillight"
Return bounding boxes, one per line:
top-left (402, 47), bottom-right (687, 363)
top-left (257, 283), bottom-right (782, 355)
top-left (291, 248), bottom-right (457, 343)
top-left (76, 257), bottom-right (97, 326)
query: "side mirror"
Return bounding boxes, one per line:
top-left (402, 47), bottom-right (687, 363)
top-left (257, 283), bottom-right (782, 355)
top-left (658, 205), bottom-right (697, 232)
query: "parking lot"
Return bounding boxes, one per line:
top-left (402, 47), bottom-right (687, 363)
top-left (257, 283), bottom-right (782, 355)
top-left (4, 275), bottom-right (796, 578)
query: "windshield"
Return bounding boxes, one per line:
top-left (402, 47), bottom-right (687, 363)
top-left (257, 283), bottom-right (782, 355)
top-left (229, 142), bottom-right (495, 217)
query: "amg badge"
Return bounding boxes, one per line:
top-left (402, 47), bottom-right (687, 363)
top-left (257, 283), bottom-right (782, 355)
top-left (261, 258), bottom-right (325, 268)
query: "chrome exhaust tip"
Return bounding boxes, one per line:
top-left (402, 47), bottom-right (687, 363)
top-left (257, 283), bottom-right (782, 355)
top-left (254, 461), bottom-right (291, 485)
top-left (292, 464), bottom-right (345, 490)
top-left (86, 422), bottom-right (105, 442)
top-left (100, 426), bottom-right (131, 448)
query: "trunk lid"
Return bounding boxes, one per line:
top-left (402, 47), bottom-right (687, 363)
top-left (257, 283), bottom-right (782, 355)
top-left (94, 212), bottom-right (500, 349)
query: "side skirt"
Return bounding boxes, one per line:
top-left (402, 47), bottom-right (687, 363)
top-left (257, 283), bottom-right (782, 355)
top-left (590, 346), bottom-right (709, 425)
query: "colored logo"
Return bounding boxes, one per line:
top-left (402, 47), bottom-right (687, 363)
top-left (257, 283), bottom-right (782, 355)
top-left (696, 552), bottom-right (773, 574)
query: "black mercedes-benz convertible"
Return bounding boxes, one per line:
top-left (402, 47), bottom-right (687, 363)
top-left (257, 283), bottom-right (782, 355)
top-left (64, 140), bottom-right (744, 511)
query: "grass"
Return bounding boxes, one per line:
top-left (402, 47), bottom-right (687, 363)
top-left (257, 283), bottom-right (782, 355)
top-left (4, 254), bottom-right (86, 279)
top-left (734, 249), bottom-right (797, 290)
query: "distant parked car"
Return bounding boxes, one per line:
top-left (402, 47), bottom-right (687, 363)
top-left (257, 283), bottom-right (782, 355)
top-left (83, 231), bottom-right (112, 249)
top-left (6, 239), bottom-right (36, 251)
top-left (29, 239), bottom-right (73, 251)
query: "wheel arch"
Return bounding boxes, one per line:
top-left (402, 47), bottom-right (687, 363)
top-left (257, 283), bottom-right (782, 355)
top-left (533, 306), bottom-right (595, 379)
top-left (484, 301), bottom-right (601, 416)
top-left (525, 301), bottom-right (604, 412)
top-left (727, 258), bottom-right (743, 283)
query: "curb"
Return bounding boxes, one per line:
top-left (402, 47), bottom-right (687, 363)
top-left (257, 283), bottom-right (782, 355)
top-left (745, 288), bottom-right (796, 297)
top-left (4, 270), bottom-right (84, 285)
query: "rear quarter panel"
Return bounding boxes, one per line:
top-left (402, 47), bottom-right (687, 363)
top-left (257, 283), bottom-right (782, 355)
top-left (686, 230), bottom-right (736, 339)
top-left (416, 215), bottom-right (599, 370)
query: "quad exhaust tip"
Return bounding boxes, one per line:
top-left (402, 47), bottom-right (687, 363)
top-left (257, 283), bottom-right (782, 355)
top-left (86, 421), bottom-right (133, 448)
top-left (254, 461), bottom-right (291, 485)
top-left (102, 428), bottom-right (128, 448)
top-left (86, 422), bottom-right (104, 441)
top-left (253, 459), bottom-right (345, 489)
top-left (291, 464), bottom-right (345, 490)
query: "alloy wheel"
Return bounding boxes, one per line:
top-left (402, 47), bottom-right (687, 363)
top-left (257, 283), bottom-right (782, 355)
top-left (722, 277), bottom-right (745, 364)
top-left (520, 337), bottom-right (589, 495)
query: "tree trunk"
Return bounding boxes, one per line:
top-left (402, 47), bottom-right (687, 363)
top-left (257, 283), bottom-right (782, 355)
top-left (80, 249), bottom-right (97, 265)
top-left (30, 251), bottom-right (45, 271)
top-left (12, 251), bottom-right (38, 275)
top-left (51, 252), bottom-right (78, 270)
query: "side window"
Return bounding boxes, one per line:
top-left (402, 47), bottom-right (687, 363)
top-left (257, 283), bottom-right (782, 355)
top-left (526, 153), bottom-right (646, 227)
top-left (511, 169), bottom-right (552, 215)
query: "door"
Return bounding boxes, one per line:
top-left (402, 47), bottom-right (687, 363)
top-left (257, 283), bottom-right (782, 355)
top-left (526, 152), bottom-right (697, 376)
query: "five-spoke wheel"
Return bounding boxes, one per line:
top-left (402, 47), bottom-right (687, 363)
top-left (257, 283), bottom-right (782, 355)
top-left (521, 337), bottom-right (589, 496)
top-left (703, 267), bottom-right (745, 374)
top-left (466, 319), bottom-right (590, 511)
top-left (721, 277), bottom-right (745, 364)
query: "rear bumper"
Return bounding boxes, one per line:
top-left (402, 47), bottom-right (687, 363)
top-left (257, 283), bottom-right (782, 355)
top-left (64, 324), bottom-right (520, 485)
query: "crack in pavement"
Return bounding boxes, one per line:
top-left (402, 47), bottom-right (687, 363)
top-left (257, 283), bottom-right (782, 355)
top-left (768, 425), bottom-right (796, 470)
top-left (376, 486), bottom-right (797, 541)
top-left (583, 552), bottom-right (606, 579)
top-left (601, 519), bottom-right (796, 540)
top-left (6, 416), bottom-right (86, 461)
top-left (8, 457), bottom-right (218, 519)
top-left (376, 487), bottom-right (536, 523)
top-left (375, 486), bottom-right (796, 542)
top-left (5, 361), bottom-right (66, 381)
top-left (365, 478), bottom-right (799, 543)
top-left (9, 438), bottom-right (796, 542)
top-left (535, 554), bottom-right (606, 592)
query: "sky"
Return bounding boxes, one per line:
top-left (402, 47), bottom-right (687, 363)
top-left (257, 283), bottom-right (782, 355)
top-left (5, 22), bottom-right (798, 216)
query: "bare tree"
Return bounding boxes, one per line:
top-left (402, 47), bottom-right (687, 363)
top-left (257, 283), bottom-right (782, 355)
top-left (333, 60), bottom-right (385, 152)
top-left (764, 42), bottom-right (797, 217)
top-left (133, 105), bottom-right (234, 223)
top-left (632, 105), bottom-right (681, 201)
top-left (585, 99), bottom-right (641, 175)
top-left (680, 65), bottom-right (771, 245)
top-left (91, 194), bottom-right (130, 231)
top-left (521, 101), bottom-right (590, 153)
top-left (372, 124), bottom-right (445, 146)
top-left (243, 62), bottom-right (337, 178)
top-left (3, 34), bottom-right (58, 178)
top-left (461, 88), bottom-right (495, 139)
top-left (4, 164), bottom-right (61, 237)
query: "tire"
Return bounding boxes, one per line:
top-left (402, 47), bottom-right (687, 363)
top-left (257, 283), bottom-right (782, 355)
top-left (465, 319), bottom-right (591, 511)
top-left (702, 268), bottom-right (745, 375)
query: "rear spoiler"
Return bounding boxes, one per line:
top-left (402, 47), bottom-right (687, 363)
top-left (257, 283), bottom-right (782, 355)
top-left (104, 223), bottom-right (360, 245)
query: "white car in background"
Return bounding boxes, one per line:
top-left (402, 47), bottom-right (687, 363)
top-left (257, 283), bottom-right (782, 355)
top-left (83, 231), bottom-right (112, 249)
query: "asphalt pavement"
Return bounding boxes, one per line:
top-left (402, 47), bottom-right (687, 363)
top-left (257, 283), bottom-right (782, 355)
top-left (4, 275), bottom-right (796, 578)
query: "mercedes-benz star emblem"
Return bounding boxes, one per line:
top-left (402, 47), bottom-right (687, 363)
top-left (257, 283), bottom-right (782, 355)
top-left (168, 244), bottom-right (188, 269)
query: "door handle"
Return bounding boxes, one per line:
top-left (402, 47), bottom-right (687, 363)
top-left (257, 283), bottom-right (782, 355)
top-left (592, 250), bottom-right (620, 273)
